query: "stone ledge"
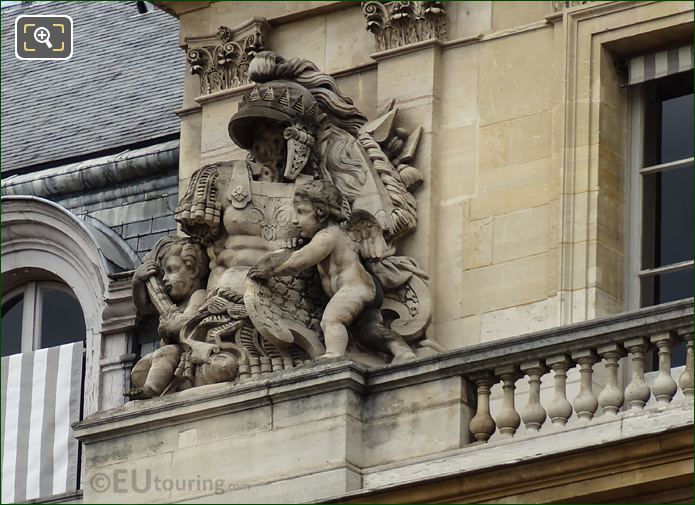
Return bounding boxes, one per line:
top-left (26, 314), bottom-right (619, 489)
top-left (329, 401), bottom-right (694, 503)
top-left (74, 361), bottom-right (368, 441)
top-left (369, 38), bottom-right (443, 62)
top-left (191, 62), bottom-right (378, 108)
top-left (74, 297), bottom-right (693, 502)
top-left (24, 489), bottom-right (83, 504)
top-left (77, 371), bottom-right (692, 503)
top-left (362, 400), bottom-right (693, 488)
top-left (194, 82), bottom-right (256, 106)
top-left (76, 364), bottom-right (473, 503)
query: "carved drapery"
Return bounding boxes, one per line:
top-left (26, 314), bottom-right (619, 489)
top-left (186, 19), bottom-right (269, 96)
top-left (362, 1), bottom-right (447, 52)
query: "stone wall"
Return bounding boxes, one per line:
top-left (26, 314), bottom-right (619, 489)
top-left (69, 3), bottom-right (694, 503)
top-left (76, 361), bottom-right (475, 503)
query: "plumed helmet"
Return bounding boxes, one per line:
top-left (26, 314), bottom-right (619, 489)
top-left (228, 80), bottom-right (322, 150)
top-left (228, 51), bottom-right (367, 149)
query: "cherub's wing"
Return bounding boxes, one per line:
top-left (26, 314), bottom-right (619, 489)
top-left (346, 209), bottom-right (389, 260)
top-left (375, 256), bottom-right (432, 342)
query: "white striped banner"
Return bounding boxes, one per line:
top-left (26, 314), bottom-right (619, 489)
top-left (1, 342), bottom-right (83, 503)
top-left (628, 45), bottom-right (693, 85)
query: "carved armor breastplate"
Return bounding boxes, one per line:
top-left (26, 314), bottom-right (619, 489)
top-left (222, 161), bottom-right (310, 248)
top-left (177, 160), bottom-right (311, 249)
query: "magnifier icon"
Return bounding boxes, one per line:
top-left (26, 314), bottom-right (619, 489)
top-left (34, 27), bottom-right (52, 49)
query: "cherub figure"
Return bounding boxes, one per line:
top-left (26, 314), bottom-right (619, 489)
top-left (248, 180), bottom-right (416, 363)
top-left (129, 237), bottom-right (209, 398)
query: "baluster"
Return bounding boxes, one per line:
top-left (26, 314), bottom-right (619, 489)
top-left (597, 343), bottom-right (625, 415)
top-left (650, 332), bottom-right (678, 404)
top-left (546, 355), bottom-right (573, 426)
top-left (520, 360), bottom-right (547, 433)
top-left (571, 350), bottom-right (598, 421)
top-left (678, 328), bottom-right (693, 398)
top-left (469, 373), bottom-right (497, 442)
top-left (624, 337), bottom-right (651, 410)
top-left (494, 365), bottom-right (521, 438)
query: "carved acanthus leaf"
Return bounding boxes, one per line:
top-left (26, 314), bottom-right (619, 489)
top-left (552, 1), bottom-right (589, 11)
top-left (362, 1), bottom-right (447, 52)
top-left (186, 18), bottom-right (270, 96)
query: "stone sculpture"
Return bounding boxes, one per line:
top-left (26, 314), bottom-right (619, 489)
top-left (129, 237), bottom-right (236, 398)
top-left (129, 50), bottom-right (441, 399)
top-left (248, 179), bottom-right (417, 363)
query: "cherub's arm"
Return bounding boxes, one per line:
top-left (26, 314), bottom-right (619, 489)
top-left (250, 229), bottom-right (335, 279)
top-left (274, 229), bottom-right (335, 276)
top-left (183, 289), bottom-right (207, 316)
top-left (158, 289), bottom-right (207, 342)
top-left (132, 260), bottom-right (159, 315)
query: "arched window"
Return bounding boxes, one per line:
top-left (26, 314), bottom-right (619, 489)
top-left (1, 196), bottom-right (138, 504)
top-left (2, 278), bottom-right (86, 357)
top-left (2, 196), bottom-right (139, 415)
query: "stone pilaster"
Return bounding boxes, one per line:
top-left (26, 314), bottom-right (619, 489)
top-left (371, 40), bottom-right (443, 282)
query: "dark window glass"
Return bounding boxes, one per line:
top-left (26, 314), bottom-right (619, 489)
top-left (643, 72), bottom-right (694, 167)
top-left (655, 268), bottom-right (694, 305)
top-left (644, 163), bottom-right (695, 267)
top-left (640, 72), bottom-right (692, 369)
top-left (39, 288), bottom-right (85, 349)
top-left (136, 316), bottom-right (160, 358)
top-left (661, 93), bottom-right (694, 163)
top-left (641, 71), bottom-right (694, 307)
top-left (642, 266), bottom-right (691, 368)
top-left (671, 340), bottom-right (687, 368)
top-left (1, 296), bottom-right (24, 357)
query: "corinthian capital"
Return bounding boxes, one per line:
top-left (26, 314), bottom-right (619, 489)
top-left (186, 17), bottom-right (270, 96)
top-left (362, 1), bottom-right (447, 52)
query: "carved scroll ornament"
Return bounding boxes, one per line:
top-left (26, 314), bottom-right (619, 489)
top-left (552, 1), bottom-right (589, 11)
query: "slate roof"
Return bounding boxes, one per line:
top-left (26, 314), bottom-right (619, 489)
top-left (1, 1), bottom-right (184, 173)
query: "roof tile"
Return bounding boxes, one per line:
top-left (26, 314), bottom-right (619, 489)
top-left (1, 1), bottom-right (185, 172)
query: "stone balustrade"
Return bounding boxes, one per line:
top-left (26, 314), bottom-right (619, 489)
top-left (467, 299), bottom-right (693, 442)
top-left (74, 299), bottom-right (692, 503)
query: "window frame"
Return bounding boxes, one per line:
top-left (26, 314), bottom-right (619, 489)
top-left (1, 280), bottom-right (84, 355)
top-left (626, 77), bottom-right (694, 310)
